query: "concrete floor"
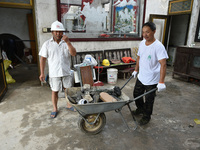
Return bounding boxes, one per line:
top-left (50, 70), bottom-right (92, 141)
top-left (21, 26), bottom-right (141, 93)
top-left (0, 64), bottom-right (200, 150)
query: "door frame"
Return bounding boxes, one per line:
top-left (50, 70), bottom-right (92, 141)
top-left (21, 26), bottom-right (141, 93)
top-left (149, 14), bottom-right (170, 49)
top-left (0, 54), bottom-right (7, 102)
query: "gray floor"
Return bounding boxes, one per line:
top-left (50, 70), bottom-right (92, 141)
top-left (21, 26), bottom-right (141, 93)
top-left (0, 64), bottom-right (200, 150)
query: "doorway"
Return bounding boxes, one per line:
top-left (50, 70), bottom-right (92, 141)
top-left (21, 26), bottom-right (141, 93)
top-left (0, 6), bottom-right (38, 101)
top-left (150, 14), bottom-right (191, 66)
top-left (0, 7), bottom-right (37, 64)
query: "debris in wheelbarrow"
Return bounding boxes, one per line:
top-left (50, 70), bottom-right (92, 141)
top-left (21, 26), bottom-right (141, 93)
top-left (93, 93), bottom-right (100, 103)
top-left (78, 99), bottom-right (89, 104)
top-left (82, 91), bottom-right (93, 102)
top-left (67, 82), bottom-right (123, 105)
top-left (66, 85), bottom-right (114, 105)
top-left (100, 92), bottom-right (117, 102)
top-left (113, 86), bottom-right (121, 97)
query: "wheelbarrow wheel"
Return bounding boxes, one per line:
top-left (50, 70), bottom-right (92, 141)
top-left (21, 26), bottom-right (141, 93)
top-left (78, 113), bottom-right (106, 135)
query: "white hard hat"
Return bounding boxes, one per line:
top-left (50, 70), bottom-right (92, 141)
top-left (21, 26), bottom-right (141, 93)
top-left (51, 20), bottom-right (65, 31)
top-left (78, 99), bottom-right (88, 105)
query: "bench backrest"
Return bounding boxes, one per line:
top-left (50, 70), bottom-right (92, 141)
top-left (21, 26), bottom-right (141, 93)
top-left (71, 48), bottom-right (132, 68)
top-left (71, 50), bottom-right (104, 68)
top-left (104, 48), bottom-right (132, 61)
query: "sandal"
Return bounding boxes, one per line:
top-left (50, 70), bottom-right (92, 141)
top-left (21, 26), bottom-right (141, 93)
top-left (66, 107), bottom-right (76, 112)
top-left (50, 111), bottom-right (58, 118)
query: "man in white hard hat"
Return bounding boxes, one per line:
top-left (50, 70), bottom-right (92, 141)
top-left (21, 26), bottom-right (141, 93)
top-left (39, 20), bottom-right (76, 118)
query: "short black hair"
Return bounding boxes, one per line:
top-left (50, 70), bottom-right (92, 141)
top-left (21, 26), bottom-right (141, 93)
top-left (142, 22), bottom-right (156, 31)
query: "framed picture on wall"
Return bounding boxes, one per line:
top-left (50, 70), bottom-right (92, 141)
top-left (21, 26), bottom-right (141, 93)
top-left (113, 0), bottom-right (139, 35)
top-left (195, 10), bottom-right (200, 42)
top-left (0, 0), bottom-right (32, 9)
top-left (56, 0), bottom-right (146, 41)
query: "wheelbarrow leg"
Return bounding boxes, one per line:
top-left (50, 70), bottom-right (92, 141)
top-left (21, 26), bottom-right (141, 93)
top-left (116, 109), bottom-right (130, 131)
top-left (127, 104), bottom-right (138, 131)
top-left (115, 108), bottom-right (137, 132)
top-left (127, 103), bottom-right (137, 122)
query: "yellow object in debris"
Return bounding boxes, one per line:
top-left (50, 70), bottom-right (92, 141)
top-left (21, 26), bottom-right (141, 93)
top-left (194, 119), bottom-right (200, 124)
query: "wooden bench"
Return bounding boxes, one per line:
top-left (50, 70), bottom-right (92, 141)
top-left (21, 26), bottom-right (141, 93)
top-left (103, 48), bottom-right (135, 79)
top-left (71, 48), bottom-right (136, 79)
top-left (104, 48), bottom-right (135, 67)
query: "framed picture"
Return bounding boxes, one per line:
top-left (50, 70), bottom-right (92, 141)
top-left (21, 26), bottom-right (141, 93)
top-left (0, 0), bottom-right (33, 9)
top-left (57, 0), bottom-right (146, 41)
top-left (195, 10), bottom-right (200, 42)
top-left (113, 0), bottom-right (139, 35)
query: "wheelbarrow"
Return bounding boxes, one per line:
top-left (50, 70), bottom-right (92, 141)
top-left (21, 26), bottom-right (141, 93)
top-left (65, 86), bottom-right (157, 135)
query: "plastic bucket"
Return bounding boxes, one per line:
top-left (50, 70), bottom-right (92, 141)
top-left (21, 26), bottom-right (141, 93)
top-left (107, 68), bottom-right (118, 84)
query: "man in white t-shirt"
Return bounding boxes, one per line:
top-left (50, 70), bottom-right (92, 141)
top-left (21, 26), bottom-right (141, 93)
top-left (132, 22), bottom-right (168, 125)
top-left (39, 21), bottom-right (76, 118)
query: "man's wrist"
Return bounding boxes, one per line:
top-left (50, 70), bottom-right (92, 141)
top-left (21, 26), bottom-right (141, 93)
top-left (65, 40), bottom-right (71, 44)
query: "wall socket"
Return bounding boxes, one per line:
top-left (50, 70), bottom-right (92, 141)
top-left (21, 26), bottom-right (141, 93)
top-left (42, 27), bottom-right (51, 33)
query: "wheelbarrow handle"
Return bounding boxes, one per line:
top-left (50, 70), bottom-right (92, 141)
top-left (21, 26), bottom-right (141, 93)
top-left (120, 75), bottom-right (135, 90)
top-left (128, 88), bottom-right (157, 103)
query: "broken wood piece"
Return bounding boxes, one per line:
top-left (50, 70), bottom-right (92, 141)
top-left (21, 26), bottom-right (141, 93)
top-left (100, 92), bottom-right (117, 102)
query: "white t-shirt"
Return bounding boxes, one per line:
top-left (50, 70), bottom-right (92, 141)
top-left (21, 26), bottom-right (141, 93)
top-left (137, 39), bottom-right (168, 85)
top-left (39, 38), bottom-right (71, 78)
